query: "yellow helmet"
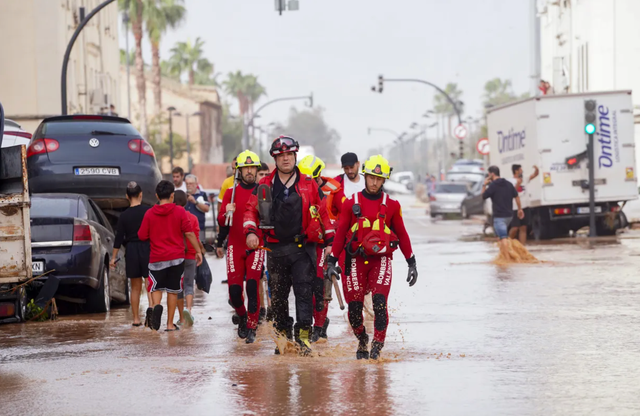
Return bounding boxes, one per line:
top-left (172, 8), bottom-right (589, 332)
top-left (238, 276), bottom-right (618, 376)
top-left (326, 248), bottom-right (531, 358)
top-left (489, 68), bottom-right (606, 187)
top-left (236, 150), bottom-right (261, 168)
top-left (362, 155), bottom-right (392, 179)
top-left (298, 155), bottom-right (325, 178)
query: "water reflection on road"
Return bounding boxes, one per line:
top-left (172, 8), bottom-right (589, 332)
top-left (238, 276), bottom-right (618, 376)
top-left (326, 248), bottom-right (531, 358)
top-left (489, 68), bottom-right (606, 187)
top-left (2, 197), bottom-right (640, 415)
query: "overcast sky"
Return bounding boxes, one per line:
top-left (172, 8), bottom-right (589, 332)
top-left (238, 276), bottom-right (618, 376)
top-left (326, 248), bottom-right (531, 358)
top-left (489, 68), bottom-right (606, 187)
top-left (120, 0), bottom-right (532, 155)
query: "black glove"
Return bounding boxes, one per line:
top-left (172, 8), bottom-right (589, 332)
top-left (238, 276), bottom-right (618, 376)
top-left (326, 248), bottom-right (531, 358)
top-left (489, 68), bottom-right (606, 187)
top-left (324, 255), bottom-right (342, 281)
top-left (406, 255), bottom-right (418, 287)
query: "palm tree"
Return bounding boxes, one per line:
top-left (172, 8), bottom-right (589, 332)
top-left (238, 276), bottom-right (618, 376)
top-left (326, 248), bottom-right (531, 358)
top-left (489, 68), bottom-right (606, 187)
top-left (483, 78), bottom-right (517, 108)
top-left (145, 0), bottom-right (186, 116)
top-left (119, 0), bottom-right (148, 139)
top-left (194, 58), bottom-right (220, 86)
top-left (433, 82), bottom-right (464, 116)
top-left (168, 37), bottom-right (207, 86)
top-left (244, 74), bottom-right (267, 116)
top-left (223, 70), bottom-right (250, 118)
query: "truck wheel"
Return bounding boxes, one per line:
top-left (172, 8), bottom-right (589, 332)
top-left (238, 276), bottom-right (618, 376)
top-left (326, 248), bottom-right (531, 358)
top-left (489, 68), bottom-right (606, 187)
top-left (16, 286), bottom-right (27, 322)
top-left (595, 215), bottom-right (619, 236)
top-left (87, 267), bottom-right (111, 313)
top-left (532, 210), bottom-right (556, 240)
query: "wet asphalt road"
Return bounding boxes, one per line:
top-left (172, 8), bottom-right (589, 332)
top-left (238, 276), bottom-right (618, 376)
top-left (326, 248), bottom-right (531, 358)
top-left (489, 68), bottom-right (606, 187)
top-left (2, 195), bottom-right (640, 415)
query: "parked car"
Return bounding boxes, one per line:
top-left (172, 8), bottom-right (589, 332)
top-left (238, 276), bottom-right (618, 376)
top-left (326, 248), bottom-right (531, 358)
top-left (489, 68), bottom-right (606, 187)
top-left (390, 171), bottom-right (415, 191)
top-left (30, 193), bottom-right (128, 313)
top-left (446, 171), bottom-right (485, 184)
top-left (26, 115), bottom-right (162, 225)
top-left (429, 182), bottom-right (471, 217)
top-left (1, 119), bottom-right (31, 148)
top-left (460, 180), bottom-right (486, 218)
top-left (383, 179), bottom-right (412, 195)
top-left (450, 159), bottom-right (485, 174)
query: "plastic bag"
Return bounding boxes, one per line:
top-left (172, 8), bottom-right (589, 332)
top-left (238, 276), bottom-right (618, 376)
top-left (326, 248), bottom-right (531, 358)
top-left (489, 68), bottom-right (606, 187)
top-left (195, 258), bottom-right (213, 293)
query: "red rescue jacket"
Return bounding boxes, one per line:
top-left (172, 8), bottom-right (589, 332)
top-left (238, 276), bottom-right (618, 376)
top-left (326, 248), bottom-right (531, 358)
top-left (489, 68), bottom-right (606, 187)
top-left (244, 167), bottom-right (335, 245)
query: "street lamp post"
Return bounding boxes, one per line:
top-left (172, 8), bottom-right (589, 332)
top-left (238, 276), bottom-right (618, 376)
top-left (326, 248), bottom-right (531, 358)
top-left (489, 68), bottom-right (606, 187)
top-left (371, 76), bottom-right (465, 160)
top-left (185, 111), bottom-right (202, 172)
top-left (61, 0), bottom-right (116, 114)
top-left (167, 106), bottom-right (176, 170)
top-left (243, 93), bottom-right (313, 150)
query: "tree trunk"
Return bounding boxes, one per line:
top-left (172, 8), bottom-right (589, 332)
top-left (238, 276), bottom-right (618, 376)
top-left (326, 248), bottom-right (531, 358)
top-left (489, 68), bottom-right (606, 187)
top-left (132, 1), bottom-right (148, 140)
top-left (151, 40), bottom-right (162, 118)
top-left (188, 69), bottom-right (194, 86)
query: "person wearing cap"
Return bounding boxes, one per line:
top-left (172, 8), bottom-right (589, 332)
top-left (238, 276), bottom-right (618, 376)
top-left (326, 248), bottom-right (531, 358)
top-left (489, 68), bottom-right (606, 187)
top-left (244, 136), bottom-right (334, 355)
top-left (326, 155), bottom-right (418, 360)
top-left (336, 152), bottom-right (365, 198)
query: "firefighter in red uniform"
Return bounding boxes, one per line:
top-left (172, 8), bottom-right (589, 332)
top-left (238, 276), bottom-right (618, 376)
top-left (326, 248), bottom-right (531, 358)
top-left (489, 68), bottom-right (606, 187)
top-left (244, 136), bottom-right (334, 355)
top-left (326, 155), bottom-right (418, 360)
top-left (298, 155), bottom-right (345, 343)
top-left (217, 150), bottom-right (264, 344)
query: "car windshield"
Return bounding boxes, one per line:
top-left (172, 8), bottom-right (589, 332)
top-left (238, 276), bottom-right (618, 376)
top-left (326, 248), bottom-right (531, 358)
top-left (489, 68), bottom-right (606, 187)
top-left (41, 120), bottom-right (141, 136)
top-left (31, 197), bottom-right (78, 218)
top-left (434, 184), bottom-right (468, 193)
top-left (454, 160), bottom-right (483, 166)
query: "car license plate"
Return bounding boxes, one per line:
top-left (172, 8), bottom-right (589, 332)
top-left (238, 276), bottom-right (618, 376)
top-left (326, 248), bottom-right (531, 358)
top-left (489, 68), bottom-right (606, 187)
top-left (75, 167), bottom-right (120, 176)
top-left (32, 261), bottom-right (44, 274)
top-left (577, 206), bottom-right (602, 214)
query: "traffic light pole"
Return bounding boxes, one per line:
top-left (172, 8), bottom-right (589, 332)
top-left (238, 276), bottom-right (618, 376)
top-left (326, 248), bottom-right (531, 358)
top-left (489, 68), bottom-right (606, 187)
top-left (588, 132), bottom-right (596, 237)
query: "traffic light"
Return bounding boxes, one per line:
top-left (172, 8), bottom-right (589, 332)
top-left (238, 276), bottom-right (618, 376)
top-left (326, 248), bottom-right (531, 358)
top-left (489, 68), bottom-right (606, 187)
top-left (371, 75), bottom-right (384, 93)
top-left (565, 149), bottom-right (588, 168)
top-left (584, 99), bottom-right (596, 134)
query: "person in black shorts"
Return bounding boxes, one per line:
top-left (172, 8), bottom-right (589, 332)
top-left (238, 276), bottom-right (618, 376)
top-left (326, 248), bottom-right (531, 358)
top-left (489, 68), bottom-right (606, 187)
top-left (111, 182), bottom-right (151, 327)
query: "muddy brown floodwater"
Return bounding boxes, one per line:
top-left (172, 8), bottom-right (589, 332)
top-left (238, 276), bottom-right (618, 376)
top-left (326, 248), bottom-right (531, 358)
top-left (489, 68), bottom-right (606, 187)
top-left (2, 196), bottom-right (640, 415)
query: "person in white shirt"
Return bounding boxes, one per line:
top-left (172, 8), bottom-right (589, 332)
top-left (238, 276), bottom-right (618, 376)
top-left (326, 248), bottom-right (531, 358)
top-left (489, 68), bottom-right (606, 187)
top-left (507, 164), bottom-right (539, 244)
top-left (337, 152), bottom-right (365, 198)
top-left (172, 166), bottom-right (187, 192)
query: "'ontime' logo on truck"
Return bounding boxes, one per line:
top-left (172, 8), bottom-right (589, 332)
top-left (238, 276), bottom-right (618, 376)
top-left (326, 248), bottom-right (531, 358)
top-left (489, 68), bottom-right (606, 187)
top-left (497, 128), bottom-right (526, 154)
top-left (597, 105), bottom-right (617, 168)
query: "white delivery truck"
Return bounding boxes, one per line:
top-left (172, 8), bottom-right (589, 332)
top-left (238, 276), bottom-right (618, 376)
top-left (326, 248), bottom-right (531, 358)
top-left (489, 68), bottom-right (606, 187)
top-left (487, 90), bottom-right (637, 240)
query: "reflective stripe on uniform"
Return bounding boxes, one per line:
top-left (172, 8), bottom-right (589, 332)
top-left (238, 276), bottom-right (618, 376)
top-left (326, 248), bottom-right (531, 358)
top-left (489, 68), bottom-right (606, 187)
top-left (244, 220), bottom-right (257, 228)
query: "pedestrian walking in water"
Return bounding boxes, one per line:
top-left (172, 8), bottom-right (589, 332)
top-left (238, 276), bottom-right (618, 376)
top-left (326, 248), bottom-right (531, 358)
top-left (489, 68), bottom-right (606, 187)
top-left (174, 190), bottom-right (204, 327)
top-left (327, 155), bottom-right (418, 360)
top-left (138, 180), bottom-right (203, 331)
top-left (111, 181), bottom-right (151, 327)
top-left (244, 136), bottom-right (334, 355)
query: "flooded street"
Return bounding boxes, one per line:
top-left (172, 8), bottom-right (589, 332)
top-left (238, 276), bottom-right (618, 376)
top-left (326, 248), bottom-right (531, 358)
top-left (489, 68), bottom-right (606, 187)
top-left (2, 196), bottom-right (640, 415)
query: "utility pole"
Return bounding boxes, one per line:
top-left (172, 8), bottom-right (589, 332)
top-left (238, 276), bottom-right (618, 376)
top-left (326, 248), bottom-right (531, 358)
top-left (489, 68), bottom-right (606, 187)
top-left (123, 9), bottom-right (131, 120)
top-left (168, 106), bottom-right (176, 170)
top-left (585, 100), bottom-right (597, 237)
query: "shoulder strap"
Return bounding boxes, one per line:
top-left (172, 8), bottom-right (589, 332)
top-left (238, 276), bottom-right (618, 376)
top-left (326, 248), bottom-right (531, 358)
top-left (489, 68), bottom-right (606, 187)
top-left (379, 192), bottom-right (388, 218)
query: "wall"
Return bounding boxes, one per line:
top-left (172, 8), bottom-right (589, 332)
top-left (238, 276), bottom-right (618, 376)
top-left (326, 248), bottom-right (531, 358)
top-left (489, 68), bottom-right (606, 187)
top-left (0, 0), bottom-right (120, 133)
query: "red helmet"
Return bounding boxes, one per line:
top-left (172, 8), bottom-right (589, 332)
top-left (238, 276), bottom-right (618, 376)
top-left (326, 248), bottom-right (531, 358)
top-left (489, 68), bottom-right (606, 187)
top-left (270, 135), bottom-right (300, 157)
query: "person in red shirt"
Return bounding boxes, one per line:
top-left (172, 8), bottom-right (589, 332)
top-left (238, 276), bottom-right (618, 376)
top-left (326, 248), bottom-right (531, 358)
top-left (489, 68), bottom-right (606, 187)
top-left (174, 190), bottom-right (204, 327)
top-left (244, 136), bottom-right (334, 355)
top-left (298, 155), bottom-right (345, 343)
top-left (326, 155), bottom-right (418, 360)
top-left (217, 150), bottom-right (264, 343)
top-left (138, 180), bottom-right (203, 331)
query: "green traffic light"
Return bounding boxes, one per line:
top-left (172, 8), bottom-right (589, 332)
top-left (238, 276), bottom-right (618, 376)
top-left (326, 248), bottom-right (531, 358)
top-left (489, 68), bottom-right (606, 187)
top-left (585, 123), bottom-right (596, 134)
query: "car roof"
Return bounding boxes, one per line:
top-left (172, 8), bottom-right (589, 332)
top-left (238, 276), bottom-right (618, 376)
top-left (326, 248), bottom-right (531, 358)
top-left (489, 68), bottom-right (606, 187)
top-left (31, 193), bottom-right (84, 200)
top-left (41, 114), bottom-right (132, 124)
top-left (436, 182), bottom-right (469, 186)
top-left (4, 119), bottom-right (22, 129)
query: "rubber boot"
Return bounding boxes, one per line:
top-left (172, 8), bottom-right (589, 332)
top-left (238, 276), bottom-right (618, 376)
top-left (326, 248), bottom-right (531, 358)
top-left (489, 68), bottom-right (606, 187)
top-left (237, 315), bottom-right (249, 339)
top-left (310, 326), bottom-right (323, 343)
top-left (285, 316), bottom-right (294, 341)
top-left (369, 340), bottom-right (384, 360)
top-left (258, 307), bottom-right (266, 324)
top-left (246, 329), bottom-right (256, 344)
top-left (356, 330), bottom-right (370, 360)
top-left (296, 328), bottom-right (313, 356)
top-left (232, 313), bottom-right (240, 325)
top-left (320, 317), bottom-right (330, 339)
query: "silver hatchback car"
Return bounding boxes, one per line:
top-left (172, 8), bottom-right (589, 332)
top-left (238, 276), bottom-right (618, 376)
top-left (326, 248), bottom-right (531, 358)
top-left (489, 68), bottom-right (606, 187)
top-left (429, 182), bottom-right (471, 218)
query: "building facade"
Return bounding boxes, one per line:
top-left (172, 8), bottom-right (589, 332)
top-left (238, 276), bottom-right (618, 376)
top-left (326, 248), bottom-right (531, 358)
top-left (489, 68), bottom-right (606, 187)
top-left (538, 0), bottom-right (640, 160)
top-left (0, 0), bottom-right (120, 132)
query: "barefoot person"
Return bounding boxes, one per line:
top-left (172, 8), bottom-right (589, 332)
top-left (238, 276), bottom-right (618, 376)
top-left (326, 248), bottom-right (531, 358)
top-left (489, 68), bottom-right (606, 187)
top-left (138, 180), bottom-right (203, 331)
top-left (111, 182), bottom-right (151, 326)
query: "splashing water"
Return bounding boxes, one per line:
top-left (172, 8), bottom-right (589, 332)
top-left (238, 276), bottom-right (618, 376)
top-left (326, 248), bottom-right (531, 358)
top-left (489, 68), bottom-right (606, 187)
top-left (493, 239), bottom-right (540, 265)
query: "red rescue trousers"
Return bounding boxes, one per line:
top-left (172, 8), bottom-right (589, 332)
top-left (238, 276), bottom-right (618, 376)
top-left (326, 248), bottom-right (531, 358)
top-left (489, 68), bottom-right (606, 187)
top-left (312, 246), bottom-right (329, 328)
top-left (341, 254), bottom-right (392, 344)
top-left (227, 243), bottom-right (265, 330)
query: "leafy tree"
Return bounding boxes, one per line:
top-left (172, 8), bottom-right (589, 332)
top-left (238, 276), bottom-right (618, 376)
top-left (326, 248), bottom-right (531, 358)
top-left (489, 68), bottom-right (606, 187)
top-left (223, 70), bottom-right (250, 117)
top-left (144, 0), bottom-right (186, 116)
top-left (160, 60), bottom-right (180, 81)
top-left (482, 78), bottom-right (519, 108)
top-left (119, 48), bottom-right (135, 66)
top-left (433, 83), bottom-right (464, 116)
top-left (221, 102), bottom-right (243, 161)
top-left (273, 107), bottom-right (340, 163)
top-left (168, 37), bottom-right (208, 86)
top-left (193, 59), bottom-right (220, 86)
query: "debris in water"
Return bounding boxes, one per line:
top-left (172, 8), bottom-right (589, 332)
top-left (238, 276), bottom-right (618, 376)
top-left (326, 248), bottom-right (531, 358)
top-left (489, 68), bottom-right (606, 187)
top-left (493, 239), bottom-right (540, 264)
